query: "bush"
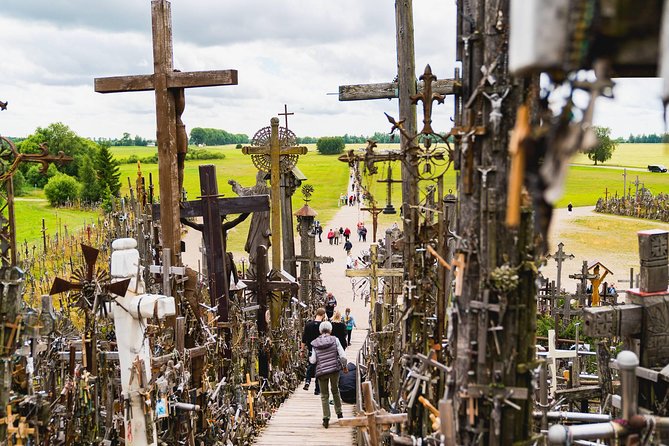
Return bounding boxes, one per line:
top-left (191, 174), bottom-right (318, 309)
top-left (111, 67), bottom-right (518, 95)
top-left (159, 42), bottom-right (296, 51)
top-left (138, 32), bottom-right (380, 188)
top-left (12, 171), bottom-right (28, 196)
top-left (316, 137), bottom-right (345, 155)
top-left (44, 174), bottom-right (81, 206)
top-left (236, 144), bottom-right (243, 149)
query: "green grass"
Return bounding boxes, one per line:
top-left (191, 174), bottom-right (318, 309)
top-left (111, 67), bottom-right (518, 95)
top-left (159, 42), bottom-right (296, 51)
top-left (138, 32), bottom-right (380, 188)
top-left (571, 143), bottom-right (669, 168)
top-left (14, 199), bottom-right (99, 248)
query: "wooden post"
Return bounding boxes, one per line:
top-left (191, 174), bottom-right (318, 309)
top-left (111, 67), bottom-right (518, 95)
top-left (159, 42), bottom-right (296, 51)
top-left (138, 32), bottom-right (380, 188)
top-left (270, 118), bottom-right (282, 270)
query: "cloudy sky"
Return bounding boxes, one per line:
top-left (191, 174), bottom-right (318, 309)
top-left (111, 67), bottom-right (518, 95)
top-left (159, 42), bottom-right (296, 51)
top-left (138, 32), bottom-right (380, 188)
top-left (0, 1), bottom-right (666, 141)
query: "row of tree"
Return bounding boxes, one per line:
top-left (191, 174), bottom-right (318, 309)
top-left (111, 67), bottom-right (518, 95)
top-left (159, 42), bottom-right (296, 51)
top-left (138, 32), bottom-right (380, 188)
top-left (94, 132), bottom-right (152, 147)
top-left (189, 127), bottom-right (249, 146)
top-left (621, 133), bottom-right (669, 143)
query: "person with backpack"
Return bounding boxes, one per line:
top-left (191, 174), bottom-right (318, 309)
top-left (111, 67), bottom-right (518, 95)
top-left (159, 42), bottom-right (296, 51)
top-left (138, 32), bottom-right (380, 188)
top-left (343, 227), bottom-right (351, 241)
top-left (309, 321), bottom-right (347, 428)
top-left (343, 239), bottom-right (353, 255)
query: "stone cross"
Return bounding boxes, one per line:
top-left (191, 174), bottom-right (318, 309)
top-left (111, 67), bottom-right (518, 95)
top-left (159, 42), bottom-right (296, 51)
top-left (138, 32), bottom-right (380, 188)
top-left (242, 118), bottom-right (307, 271)
top-left (346, 244), bottom-right (403, 331)
top-left (110, 238), bottom-right (176, 446)
top-left (95, 0), bottom-right (238, 266)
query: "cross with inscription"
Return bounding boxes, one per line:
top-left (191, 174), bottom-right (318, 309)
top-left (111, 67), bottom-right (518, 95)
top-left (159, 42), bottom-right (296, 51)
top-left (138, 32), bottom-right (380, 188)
top-left (95, 0), bottom-right (238, 267)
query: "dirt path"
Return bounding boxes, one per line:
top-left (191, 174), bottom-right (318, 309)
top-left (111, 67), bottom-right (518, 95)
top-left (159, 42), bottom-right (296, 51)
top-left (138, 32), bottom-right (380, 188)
top-left (545, 206), bottom-right (669, 293)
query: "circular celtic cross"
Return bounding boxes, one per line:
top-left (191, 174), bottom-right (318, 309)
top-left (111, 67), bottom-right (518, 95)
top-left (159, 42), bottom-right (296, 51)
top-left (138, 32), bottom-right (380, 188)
top-left (249, 126), bottom-right (301, 174)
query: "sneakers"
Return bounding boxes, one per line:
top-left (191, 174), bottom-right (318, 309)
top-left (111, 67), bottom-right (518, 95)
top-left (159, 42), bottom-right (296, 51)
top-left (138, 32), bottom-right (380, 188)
top-left (337, 412), bottom-right (343, 419)
top-left (303, 382), bottom-right (309, 391)
top-left (323, 418), bottom-right (329, 429)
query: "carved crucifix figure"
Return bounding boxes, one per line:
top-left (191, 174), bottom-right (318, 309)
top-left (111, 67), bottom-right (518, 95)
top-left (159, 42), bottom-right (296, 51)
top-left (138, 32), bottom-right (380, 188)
top-left (95, 0), bottom-right (238, 266)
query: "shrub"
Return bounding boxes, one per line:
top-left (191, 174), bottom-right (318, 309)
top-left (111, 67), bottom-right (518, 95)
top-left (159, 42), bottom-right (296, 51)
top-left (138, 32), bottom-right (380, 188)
top-left (44, 174), bottom-right (81, 206)
top-left (316, 137), bottom-right (345, 155)
top-left (12, 171), bottom-right (28, 196)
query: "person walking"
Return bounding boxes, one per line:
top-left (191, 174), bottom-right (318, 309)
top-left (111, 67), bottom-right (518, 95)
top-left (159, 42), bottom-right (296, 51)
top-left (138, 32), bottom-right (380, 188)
top-left (301, 308), bottom-right (326, 393)
top-left (331, 311), bottom-right (348, 350)
top-left (327, 229), bottom-right (335, 245)
top-left (309, 321), bottom-right (347, 428)
top-left (325, 292), bottom-right (337, 319)
top-left (343, 227), bottom-right (351, 241)
top-left (316, 224), bottom-right (323, 242)
top-left (344, 308), bottom-right (356, 346)
top-left (360, 225), bottom-right (367, 242)
top-left (343, 239), bottom-right (353, 255)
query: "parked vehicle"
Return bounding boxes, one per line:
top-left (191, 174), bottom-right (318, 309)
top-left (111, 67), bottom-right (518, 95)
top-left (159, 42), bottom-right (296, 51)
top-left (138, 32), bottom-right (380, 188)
top-left (648, 164), bottom-right (668, 172)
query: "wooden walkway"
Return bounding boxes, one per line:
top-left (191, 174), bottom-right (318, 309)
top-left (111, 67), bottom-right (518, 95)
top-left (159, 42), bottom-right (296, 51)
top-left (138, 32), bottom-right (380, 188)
top-left (254, 328), bottom-right (366, 445)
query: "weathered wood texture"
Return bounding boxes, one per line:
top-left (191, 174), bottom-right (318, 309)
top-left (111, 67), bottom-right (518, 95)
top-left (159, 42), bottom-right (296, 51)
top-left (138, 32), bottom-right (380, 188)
top-left (95, 70), bottom-right (238, 93)
top-left (253, 329), bottom-right (367, 445)
top-left (339, 78), bottom-right (458, 101)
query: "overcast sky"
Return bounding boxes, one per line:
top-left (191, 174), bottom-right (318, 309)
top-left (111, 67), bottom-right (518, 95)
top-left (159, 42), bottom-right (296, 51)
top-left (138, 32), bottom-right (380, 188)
top-left (0, 1), bottom-right (666, 140)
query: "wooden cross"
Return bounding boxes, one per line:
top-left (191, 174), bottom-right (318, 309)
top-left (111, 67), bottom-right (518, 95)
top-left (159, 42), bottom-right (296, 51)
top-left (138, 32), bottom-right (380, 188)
top-left (240, 373), bottom-right (260, 419)
top-left (568, 261), bottom-right (597, 315)
top-left (360, 202), bottom-right (384, 243)
top-left (448, 109), bottom-right (486, 196)
top-left (633, 175), bottom-right (641, 202)
top-left (278, 104), bottom-right (294, 130)
top-left (545, 329), bottom-right (577, 396)
top-left (339, 382), bottom-right (408, 444)
top-left (95, 0), bottom-right (238, 266)
top-left (505, 104), bottom-right (530, 226)
top-left (153, 164), bottom-right (269, 364)
top-left (242, 245), bottom-right (298, 376)
top-left (242, 118), bottom-right (307, 271)
top-left (346, 244), bottom-right (402, 331)
top-left (0, 405), bottom-right (18, 441)
top-left (603, 187), bottom-right (609, 203)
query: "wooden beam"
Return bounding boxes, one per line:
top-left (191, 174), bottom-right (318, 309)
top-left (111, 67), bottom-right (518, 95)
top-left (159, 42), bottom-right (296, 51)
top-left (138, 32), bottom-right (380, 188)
top-left (95, 69), bottom-right (238, 93)
top-left (339, 78), bottom-right (458, 101)
top-left (345, 268), bottom-right (403, 278)
top-left (152, 195), bottom-right (270, 220)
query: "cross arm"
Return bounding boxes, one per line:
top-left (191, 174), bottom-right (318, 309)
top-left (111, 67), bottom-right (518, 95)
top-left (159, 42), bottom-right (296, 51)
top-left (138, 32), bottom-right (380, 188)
top-left (339, 78), bottom-right (458, 101)
top-left (345, 268), bottom-right (403, 278)
top-left (241, 146), bottom-right (308, 156)
top-left (152, 194), bottom-right (270, 220)
top-left (95, 69), bottom-right (238, 93)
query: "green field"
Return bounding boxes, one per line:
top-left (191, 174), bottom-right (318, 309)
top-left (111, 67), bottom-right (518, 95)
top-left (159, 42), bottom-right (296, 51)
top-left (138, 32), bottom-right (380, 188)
top-left (12, 142), bottom-right (669, 252)
top-left (571, 143), bottom-right (669, 168)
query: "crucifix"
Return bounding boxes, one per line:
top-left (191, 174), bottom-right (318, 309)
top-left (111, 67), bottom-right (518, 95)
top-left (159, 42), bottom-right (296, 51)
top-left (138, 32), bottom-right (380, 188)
top-left (346, 244), bottom-right (403, 331)
top-left (546, 242), bottom-right (575, 329)
top-left (568, 261), bottom-right (597, 318)
top-left (94, 0), bottom-right (238, 267)
top-left (153, 164), bottom-right (269, 364)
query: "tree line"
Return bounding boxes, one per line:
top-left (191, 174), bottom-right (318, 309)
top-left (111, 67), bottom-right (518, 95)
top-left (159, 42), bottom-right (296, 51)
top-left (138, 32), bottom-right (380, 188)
top-left (621, 133), bottom-right (669, 143)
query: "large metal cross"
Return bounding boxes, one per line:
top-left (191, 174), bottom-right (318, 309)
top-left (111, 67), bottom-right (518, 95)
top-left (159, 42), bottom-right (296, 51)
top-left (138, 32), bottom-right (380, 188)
top-left (94, 0), bottom-right (238, 267)
top-left (242, 118), bottom-right (307, 270)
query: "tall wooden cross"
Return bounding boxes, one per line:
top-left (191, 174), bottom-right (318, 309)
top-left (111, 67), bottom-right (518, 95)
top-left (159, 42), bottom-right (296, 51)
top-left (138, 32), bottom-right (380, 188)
top-left (242, 118), bottom-right (307, 270)
top-left (95, 0), bottom-right (238, 267)
top-left (346, 244), bottom-right (403, 331)
top-left (378, 163), bottom-right (402, 216)
top-left (153, 164), bottom-right (269, 364)
top-left (360, 202), bottom-right (384, 243)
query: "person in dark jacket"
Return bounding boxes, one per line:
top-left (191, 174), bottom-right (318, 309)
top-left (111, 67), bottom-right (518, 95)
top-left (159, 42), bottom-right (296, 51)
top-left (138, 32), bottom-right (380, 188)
top-left (310, 321), bottom-right (347, 428)
top-left (330, 311), bottom-right (348, 350)
top-left (301, 308), bottom-right (326, 393)
top-left (343, 239), bottom-right (353, 255)
top-left (339, 362), bottom-right (357, 404)
top-left (324, 292), bottom-right (337, 319)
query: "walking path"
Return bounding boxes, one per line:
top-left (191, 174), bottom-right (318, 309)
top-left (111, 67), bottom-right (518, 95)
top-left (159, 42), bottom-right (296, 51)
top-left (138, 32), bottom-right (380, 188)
top-left (253, 175), bottom-right (382, 444)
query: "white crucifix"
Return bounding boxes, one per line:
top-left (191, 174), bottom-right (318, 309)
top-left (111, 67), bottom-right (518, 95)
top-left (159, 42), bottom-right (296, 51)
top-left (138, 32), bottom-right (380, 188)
top-left (546, 329), bottom-right (576, 397)
top-left (110, 238), bottom-right (176, 446)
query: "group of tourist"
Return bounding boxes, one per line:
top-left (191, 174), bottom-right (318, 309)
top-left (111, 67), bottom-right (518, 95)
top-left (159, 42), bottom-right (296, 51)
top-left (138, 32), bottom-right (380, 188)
top-left (300, 302), bottom-right (357, 428)
top-left (595, 190), bottom-right (669, 222)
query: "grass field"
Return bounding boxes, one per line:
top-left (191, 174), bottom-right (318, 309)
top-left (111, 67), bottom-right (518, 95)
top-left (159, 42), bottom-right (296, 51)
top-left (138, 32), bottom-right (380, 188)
top-left (12, 142), bottom-right (669, 252)
top-left (571, 143), bottom-right (669, 168)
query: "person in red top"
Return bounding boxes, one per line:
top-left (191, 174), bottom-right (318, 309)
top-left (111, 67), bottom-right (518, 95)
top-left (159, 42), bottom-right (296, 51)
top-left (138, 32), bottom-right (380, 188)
top-left (327, 229), bottom-right (335, 245)
top-left (343, 227), bottom-right (351, 241)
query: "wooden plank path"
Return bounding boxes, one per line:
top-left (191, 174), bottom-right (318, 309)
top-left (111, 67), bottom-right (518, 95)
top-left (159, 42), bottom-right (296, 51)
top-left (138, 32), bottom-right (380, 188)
top-left (253, 328), bottom-right (367, 445)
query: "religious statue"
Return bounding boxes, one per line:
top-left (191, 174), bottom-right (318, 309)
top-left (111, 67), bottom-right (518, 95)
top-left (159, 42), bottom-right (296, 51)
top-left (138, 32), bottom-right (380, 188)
top-left (589, 264), bottom-right (609, 306)
top-left (483, 88), bottom-right (509, 136)
top-left (229, 171), bottom-right (271, 276)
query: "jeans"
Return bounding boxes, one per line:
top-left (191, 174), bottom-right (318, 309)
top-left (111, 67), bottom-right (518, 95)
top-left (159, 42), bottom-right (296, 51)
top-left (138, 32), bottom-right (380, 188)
top-left (305, 361), bottom-right (320, 392)
top-left (346, 329), bottom-right (352, 345)
top-left (318, 371), bottom-right (342, 420)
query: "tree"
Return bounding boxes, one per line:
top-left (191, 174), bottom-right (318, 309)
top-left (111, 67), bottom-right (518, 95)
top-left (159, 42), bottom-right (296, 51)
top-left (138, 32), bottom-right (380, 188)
top-left (78, 155), bottom-right (103, 203)
top-left (44, 174), bottom-right (80, 206)
top-left (96, 144), bottom-right (121, 196)
top-left (588, 126), bottom-right (617, 165)
top-left (316, 136), bottom-right (345, 155)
